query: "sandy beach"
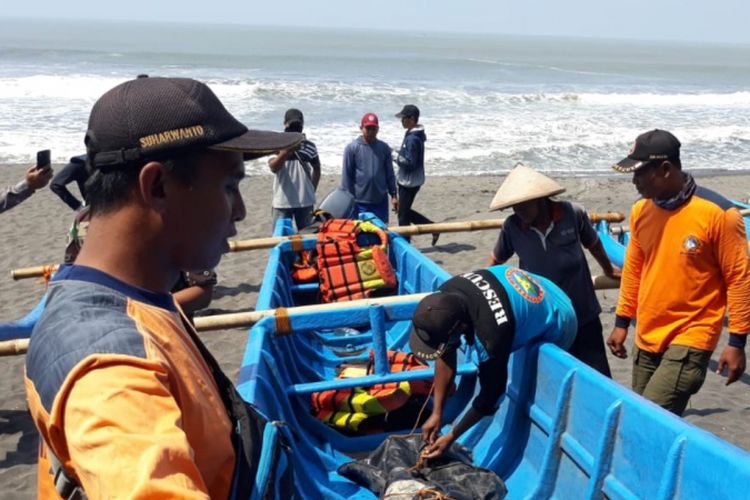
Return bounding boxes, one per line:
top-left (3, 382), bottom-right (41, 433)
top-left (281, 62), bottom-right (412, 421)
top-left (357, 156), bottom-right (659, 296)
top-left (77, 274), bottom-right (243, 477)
top-left (1, 163), bottom-right (749, 498)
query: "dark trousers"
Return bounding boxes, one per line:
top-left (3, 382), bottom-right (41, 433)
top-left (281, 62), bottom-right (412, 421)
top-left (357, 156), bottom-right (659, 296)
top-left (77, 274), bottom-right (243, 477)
top-left (568, 316), bottom-right (612, 378)
top-left (631, 344), bottom-right (711, 416)
top-left (397, 185), bottom-right (433, 227)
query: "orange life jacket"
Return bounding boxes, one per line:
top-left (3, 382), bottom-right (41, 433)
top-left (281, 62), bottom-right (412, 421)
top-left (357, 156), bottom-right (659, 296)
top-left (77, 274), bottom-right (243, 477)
top-left (290, 250), bottom-right (317, 283)
top-left (316, 219), bottom-right (397, 303)
top-left (310, 351), bottom-right (432, 432)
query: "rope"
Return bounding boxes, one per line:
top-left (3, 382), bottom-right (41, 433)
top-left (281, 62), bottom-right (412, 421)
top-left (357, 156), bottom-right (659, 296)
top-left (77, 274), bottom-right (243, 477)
top-left (410, 382), bottom-right (435, 436)
top-left (387, 381), bottom-right (436, 472)
top-left (36, 265), bottom-right (56, 289)
top-left (373, 384), bottom-right (461, 500)
top-left (274, 307), bottom-right (292, 336)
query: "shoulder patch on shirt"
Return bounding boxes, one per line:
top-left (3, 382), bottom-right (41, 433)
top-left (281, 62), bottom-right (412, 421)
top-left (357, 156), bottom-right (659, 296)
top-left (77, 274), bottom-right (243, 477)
top-left (505, 268), bottom-right (545, 303)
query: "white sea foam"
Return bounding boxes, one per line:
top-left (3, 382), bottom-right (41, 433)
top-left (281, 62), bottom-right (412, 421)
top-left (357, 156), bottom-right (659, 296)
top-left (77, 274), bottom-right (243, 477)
top-left (1, 74), bottom-right (749, 174)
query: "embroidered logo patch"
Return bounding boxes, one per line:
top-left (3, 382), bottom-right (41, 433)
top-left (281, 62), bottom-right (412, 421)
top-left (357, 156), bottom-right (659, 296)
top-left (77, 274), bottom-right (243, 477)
top-left (681, 235), bottom-right (702, 254)
top-left (505, 268), bottom-right (544, 303)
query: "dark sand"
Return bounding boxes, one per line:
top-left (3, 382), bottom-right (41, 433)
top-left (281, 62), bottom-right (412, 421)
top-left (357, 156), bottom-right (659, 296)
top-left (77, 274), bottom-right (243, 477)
top-left (1, 164), bottom-right (749, 498)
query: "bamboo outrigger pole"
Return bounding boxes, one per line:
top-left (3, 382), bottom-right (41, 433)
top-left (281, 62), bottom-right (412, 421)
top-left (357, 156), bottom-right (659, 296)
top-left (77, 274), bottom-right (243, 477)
top-left (11, 212), bottom-right (626, 280)
top-left (229, 211), bottom-right (625, 251)
top-left (0, 273), bottom-right (623, 357)
top-left (0, 293), bottom-right (430, 356)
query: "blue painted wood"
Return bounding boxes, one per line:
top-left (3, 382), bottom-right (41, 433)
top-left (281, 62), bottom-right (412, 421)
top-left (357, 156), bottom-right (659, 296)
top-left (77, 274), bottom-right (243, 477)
top-left (245, 216), bottom-right (750, 497)
top-left (368, 306), bottom-right (389, 376)
top-left (239, 303), bottom-right (750, 498)
top-left (0, 293), bottom-right (46, 341)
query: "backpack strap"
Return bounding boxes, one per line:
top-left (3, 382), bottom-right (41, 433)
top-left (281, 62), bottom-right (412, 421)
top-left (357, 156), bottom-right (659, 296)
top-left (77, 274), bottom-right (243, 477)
top-left (177, 309), bottom-right (294, 499)
top-left (48, 447), bottom-right (87, 500)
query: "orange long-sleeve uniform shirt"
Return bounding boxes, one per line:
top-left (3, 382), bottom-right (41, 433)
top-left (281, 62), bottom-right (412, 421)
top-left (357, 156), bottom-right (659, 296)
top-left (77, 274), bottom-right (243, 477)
top-left (616, 187), bottom-right (750, 353)
top-left (24, 265), bottom-right (235, 499)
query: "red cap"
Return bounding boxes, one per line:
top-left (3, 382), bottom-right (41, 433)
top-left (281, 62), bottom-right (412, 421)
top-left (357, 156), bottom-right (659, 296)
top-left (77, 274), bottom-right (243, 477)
top-left (360, 113), bottom-right (379, 128)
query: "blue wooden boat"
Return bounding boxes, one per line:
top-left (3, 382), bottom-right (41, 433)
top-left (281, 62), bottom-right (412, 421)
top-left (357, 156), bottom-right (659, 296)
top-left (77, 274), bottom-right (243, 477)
top-left (0, 293), bottom-right (46, 341)
top-left (596, 220), bottom-right (627, 269)
top-left (238, 283), bottom-right (750, 498)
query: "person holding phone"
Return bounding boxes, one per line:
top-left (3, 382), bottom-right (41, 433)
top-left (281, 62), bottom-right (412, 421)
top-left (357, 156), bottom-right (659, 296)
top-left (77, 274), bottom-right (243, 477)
top-left (0, 151), bottom-right (54, 214)
top-left (268, 108), bottom-right (321, 231)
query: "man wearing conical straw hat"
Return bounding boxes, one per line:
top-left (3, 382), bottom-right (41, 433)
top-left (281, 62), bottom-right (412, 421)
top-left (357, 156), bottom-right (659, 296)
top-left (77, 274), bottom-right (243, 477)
top-left (488, 164), bottom-right (619, 376)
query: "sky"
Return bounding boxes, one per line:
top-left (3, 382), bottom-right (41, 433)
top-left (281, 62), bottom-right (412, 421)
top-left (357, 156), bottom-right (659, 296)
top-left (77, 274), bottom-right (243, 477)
top-left (3, 0), bottom-right (750, 45)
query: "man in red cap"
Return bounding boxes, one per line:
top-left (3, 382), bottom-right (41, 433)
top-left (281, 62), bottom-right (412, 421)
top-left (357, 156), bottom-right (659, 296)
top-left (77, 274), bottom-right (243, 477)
top-left (341, 112), bottom-right (398, 223)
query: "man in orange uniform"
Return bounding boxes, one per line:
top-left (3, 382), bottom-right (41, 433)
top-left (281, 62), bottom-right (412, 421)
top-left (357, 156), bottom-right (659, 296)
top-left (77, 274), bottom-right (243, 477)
top-left (607, 129), bottom-right (750, 415)
top-left (24, 77), bottom-right (301, 498)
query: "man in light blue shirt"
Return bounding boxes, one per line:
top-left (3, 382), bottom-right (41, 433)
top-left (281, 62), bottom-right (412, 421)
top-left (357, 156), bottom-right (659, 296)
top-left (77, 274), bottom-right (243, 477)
top-left (409, 265), bottom-right (577, 458)
top-left (341, 113), bottom-right (398, 223)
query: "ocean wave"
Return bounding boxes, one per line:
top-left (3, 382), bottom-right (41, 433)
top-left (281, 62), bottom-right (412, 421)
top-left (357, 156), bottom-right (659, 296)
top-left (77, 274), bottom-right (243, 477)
top-left (0, 74), bottom-right (127, 100)
top-left (579, 92), bottom-right (750, 107)
top-left (1, 74), bottom-right (750, 175)
top-left (3, 74), bottom-right (750, 110)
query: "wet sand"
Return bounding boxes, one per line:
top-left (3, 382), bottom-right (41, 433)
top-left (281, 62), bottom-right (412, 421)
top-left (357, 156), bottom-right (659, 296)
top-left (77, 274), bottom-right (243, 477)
top-left (1, 164), bottom-right (749, 498)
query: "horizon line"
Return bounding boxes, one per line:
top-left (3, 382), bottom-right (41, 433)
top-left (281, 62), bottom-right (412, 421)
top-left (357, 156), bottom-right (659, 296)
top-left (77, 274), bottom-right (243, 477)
top-left (1, 16), bottom-right (749, 47)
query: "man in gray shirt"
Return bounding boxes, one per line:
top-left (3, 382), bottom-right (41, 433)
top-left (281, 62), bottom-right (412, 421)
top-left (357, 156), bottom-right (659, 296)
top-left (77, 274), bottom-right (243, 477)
top-left (268, 108), bottom-right (321, 231)
top-left (488, 164), bottom-right (619, 376)
top-left (1, 163), bottom-right (53, 214)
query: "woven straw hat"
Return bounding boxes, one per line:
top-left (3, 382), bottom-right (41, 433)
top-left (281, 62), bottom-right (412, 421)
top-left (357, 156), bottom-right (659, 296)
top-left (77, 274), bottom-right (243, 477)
top-left (489, 164), bottom-right (566, 211)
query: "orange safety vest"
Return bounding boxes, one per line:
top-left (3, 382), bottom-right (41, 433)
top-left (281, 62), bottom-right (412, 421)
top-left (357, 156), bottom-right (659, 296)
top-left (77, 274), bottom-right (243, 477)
top-left (311, 351), bottom-right (433, 432)
top-left (315, 219), bottom-right (397, 303)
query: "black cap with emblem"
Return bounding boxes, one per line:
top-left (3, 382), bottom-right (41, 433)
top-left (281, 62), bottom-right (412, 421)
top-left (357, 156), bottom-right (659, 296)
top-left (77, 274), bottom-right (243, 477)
top-left (409, 292), bottom-right (468, 361)
top-left (85, 76), bottom-right (303, 169)
top-left (613, 129), bottom-right (681, 173)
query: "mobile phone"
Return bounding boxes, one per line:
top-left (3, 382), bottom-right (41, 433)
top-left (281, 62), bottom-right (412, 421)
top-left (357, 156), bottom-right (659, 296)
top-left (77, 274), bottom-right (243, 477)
top-left (36, 150), bottom-right (51, 170)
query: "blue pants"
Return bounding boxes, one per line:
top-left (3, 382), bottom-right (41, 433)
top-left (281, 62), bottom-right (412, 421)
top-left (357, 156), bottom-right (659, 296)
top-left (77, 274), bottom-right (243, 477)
top-left (356, 199), bottom-right (389, 224)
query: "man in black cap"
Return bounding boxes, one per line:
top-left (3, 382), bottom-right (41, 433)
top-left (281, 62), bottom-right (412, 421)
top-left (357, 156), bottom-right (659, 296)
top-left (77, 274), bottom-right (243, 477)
top-left (607, 129), bottom-right (750, 415)
top-left (394, 104), bottom-right (438, 245)
top-left (25, 76), bottom-right (302, 498)
top-left (409, 264), bottom-right (577, 458)
top-left (268, 108), bottom-right (321, 231)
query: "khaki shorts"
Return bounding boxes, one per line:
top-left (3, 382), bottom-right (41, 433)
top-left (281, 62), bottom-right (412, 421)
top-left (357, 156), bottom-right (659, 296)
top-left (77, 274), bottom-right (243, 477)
top-left (631, 344), bottom-right (712, 416)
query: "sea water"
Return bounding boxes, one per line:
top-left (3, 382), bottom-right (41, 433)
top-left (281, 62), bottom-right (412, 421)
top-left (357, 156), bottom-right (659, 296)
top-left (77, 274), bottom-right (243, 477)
top-left (1, 18), bottom-right (749, 175)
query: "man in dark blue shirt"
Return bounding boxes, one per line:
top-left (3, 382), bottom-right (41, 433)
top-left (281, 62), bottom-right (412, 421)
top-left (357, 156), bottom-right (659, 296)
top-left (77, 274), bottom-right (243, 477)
top-left (341, 113), bottom-right (398, 223)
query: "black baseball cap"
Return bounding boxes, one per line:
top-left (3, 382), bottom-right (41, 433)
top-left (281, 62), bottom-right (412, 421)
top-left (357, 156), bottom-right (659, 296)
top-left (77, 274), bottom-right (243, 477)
top-left (613, 129), bottom-right (681, 173)
top-left (85, 76), bottom-right (303, 169)
top-left (284, 108), bottom-right (304, 125)
top-left (409, 292), bottom-right (468, 361)
top-left (395, 104), bottom-right (420, 120)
